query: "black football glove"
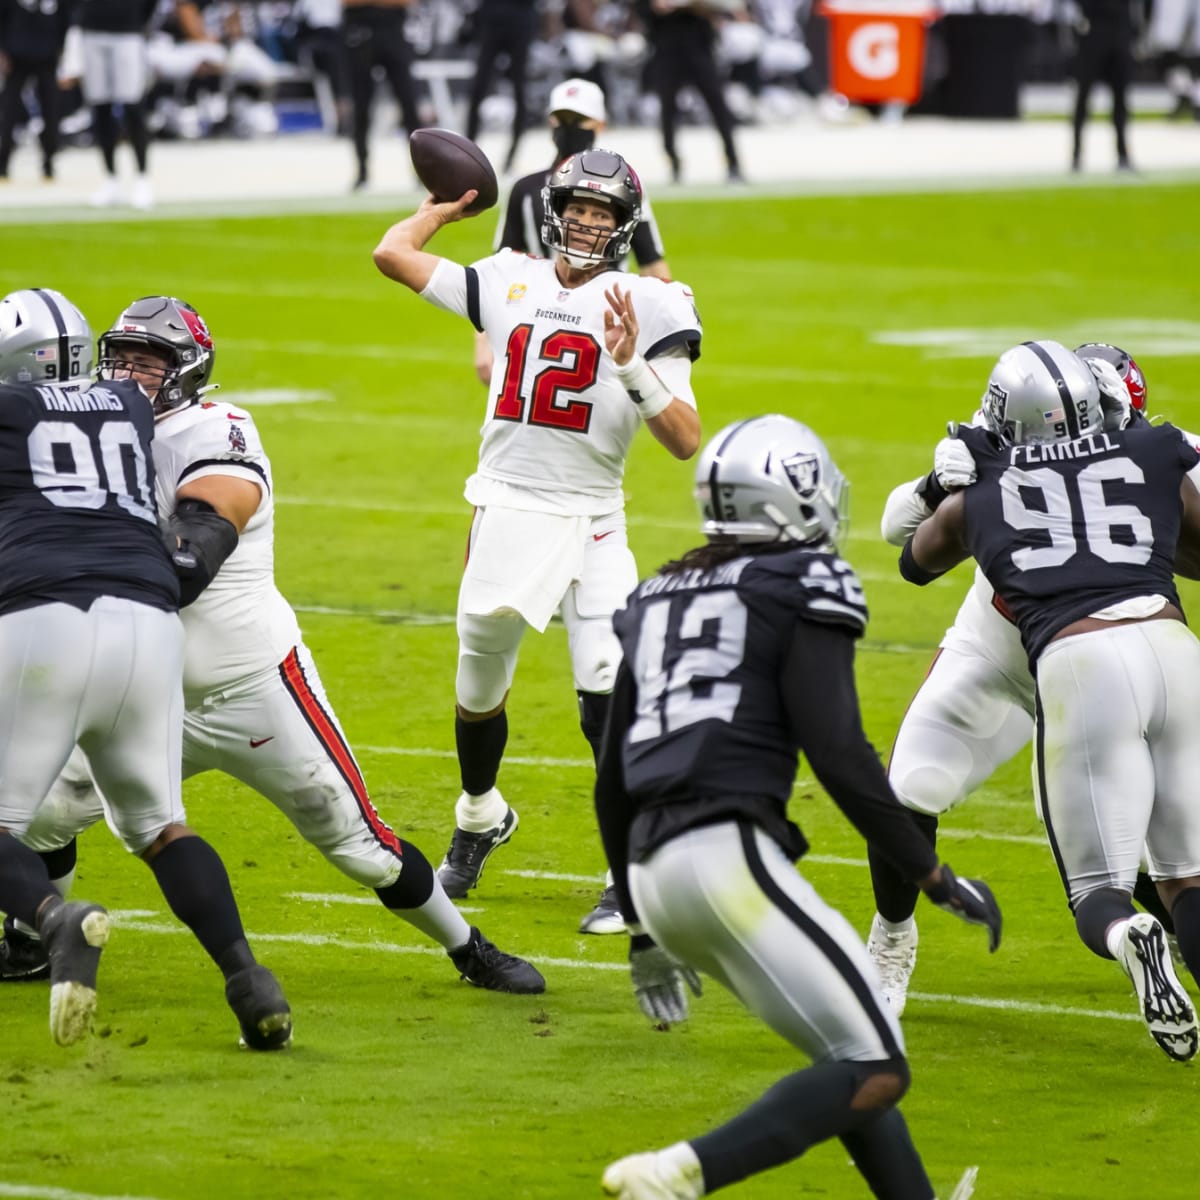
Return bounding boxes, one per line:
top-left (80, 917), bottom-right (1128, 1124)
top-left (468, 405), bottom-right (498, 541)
top-left (924, 863), bottom-right (1002, 953)
top-left (629, 933), bottom-right (702, 1026)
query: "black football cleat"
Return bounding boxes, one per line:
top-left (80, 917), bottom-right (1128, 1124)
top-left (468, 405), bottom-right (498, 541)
top-left (0, 915), bottom-right (50, 982)
top-left (225, 964), bottom-right (293, 1050)
top-left (449, 927), bottom-right (545, 995)
top-left (436, 803), bottom-right (518, 899)
top-left (40, 900), bottom-right (110, 1045)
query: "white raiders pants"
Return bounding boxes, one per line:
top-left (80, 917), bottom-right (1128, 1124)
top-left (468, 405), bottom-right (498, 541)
top-left (24, 642), bottom-right (406, 889)
top-left (455, 505), bottom-right (638, 710)
top-left (888, 644), bottom-right (1034, 817)
top-left (631, 821), bottom-right (907, 1064)
top-left (1036, 620), bottom-right (1200, 906)
top-left (0, 598), bottom-right (184, 854)
top-left (81, 32), bottom-right (150, 105)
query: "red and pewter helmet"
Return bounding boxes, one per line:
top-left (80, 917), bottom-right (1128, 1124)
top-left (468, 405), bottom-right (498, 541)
top-left (541, 148), bottom-right (642, 269)
top-left (1075, 342), bottom-right (1148, 413)
top-left (99, 295), bottom-right (215, 419)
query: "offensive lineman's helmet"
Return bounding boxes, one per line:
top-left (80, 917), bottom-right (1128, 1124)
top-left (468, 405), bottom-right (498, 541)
top-left (981, 340), bottom-right (1102, 446)
top-left (98, 295), bottom-right (215, 419)
top-left (694, 415), bottom-right (850, 549)
top-left (1074, 342), bottom-right (1148, 413)
top-left (0, 288), bottom-right (92, 385)
top-left (541, 148), bottom-right (642, 270)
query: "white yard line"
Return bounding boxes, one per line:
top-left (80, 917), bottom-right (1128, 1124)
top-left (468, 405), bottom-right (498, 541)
top-left (105, 911), bottom-right (1142, 1023)
top-left (285, 891), bottom-right (482, 914)
top-left (0, 1187), bottom-right (165, 1200)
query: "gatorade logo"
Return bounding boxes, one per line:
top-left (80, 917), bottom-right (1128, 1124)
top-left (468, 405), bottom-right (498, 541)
top-left (847, 22), bottom-right (900, 80)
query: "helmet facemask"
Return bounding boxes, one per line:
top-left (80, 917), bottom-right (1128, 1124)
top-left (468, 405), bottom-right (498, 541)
top-left (97, 296), bottom-right (215, 419)
top-left (541, 149), bottom-right (642, 270)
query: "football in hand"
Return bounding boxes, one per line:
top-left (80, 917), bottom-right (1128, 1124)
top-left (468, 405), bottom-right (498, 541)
top-left (409, 129), bottom-right (498, 214)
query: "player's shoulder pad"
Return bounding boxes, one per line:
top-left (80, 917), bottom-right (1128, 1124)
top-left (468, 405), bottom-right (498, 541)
top-left (166, 400), bottom-right (265, 462)
top-left (955, 423), bottom-right (1004, 459)
top-left (640, 278), bottom-right (702, 363)
top-left (748, 546), bottom-right (868, 636)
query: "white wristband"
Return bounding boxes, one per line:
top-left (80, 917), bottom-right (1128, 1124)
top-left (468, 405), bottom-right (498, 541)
top-left (614, 354), bottom-right (674, 421)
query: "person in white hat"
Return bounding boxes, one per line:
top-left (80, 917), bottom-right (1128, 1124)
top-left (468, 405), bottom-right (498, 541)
top-left (474, 77), bottom-right (672, 385)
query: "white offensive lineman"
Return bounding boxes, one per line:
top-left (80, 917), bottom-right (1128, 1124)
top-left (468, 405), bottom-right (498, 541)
top-left (865, 342), bottom-right (1193, 1016)
top-left (1, 295), bottom-right (545, 998)
top-left (372, 148), bottom-right (702, 933)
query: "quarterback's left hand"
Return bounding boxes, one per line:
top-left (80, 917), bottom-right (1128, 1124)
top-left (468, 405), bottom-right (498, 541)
top-left (604, 284), bottom-right (640, 366)
top-left (629, 934), bottom-right (702, 1026)
top-left (923, 863), bottom-right (1002, 953)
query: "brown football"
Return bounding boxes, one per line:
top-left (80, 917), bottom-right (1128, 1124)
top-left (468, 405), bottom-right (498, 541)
top-left (409, 128), bottom-right (499, 214)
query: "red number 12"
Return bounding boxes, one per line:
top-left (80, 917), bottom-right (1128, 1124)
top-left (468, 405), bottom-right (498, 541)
top-left (494, 325), bottom-right (600, 433)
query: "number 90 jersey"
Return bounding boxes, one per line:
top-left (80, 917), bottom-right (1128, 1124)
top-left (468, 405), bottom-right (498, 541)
top-left (422, 251), bottom-right (701, 515)
top-left (0, 379), bottom-right (178, 616)
top-left (612, 546), bottom-right (867, 809)
top-left (960, 422), bottom-right (1200, 666)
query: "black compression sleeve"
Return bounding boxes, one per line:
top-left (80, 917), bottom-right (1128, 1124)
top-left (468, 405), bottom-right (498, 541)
top-left (898, 538), bottom-right (945, 586)
top-left (164, 497), bottom-right (239, 606)
top-left (781, 621), bottom-right (938, 882)
top-left (593, 662), bottom-right (641, 926)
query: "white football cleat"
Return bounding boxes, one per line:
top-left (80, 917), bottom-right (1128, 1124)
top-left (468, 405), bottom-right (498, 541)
top-left (130, 177), bottom-right (154, 211)
top-left (602, 1144), bottom-right (704, 1200)
top-left (89, 176), bottom-right (121, 208)
top-left (1116, 913), bottom-right (1198, 1062)
top-left (866, 913), bottom-right (918, 1018)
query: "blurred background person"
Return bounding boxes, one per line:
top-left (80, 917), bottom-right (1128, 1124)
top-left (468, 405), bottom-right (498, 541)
top-left (1071, 0), bottom-right (1136, 171)
top-left (76, 0), bottom-right (158, 207)
top-left (0, 0), bottom-right (73, 182)
top-left (637, 0), bottom-right (744, 183)
top-left (1147, 0), bottom-right (1200, 118)
top-left (288, 0), bottom-right (349, 134)
top-left (463, 0), bottom-right (539, 175)
top-left (473, 75), bottom-right (672, 382)
top-left (341, 0), bottom-right (419, 191)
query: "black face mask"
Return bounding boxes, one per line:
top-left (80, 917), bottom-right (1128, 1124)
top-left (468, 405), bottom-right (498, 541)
top-left (552, 124), bottom-right (597, 163)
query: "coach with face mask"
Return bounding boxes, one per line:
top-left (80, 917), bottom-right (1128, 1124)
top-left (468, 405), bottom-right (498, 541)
top-left (472, 77), bottom-right (673, 383)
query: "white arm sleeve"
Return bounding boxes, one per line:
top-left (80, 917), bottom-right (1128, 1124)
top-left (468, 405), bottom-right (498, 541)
top-left (881, 477), bottom-right (934, 546)
top-left (647, 346), bottom-right (696, 409)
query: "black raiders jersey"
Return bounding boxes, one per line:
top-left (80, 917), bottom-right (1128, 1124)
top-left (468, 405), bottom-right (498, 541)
top-left (959, 421), bottom-right (1200, 666)
top-left (611, 545), bottom-right (868, 851)
top-left (0, 378), bottom-right (179, 616)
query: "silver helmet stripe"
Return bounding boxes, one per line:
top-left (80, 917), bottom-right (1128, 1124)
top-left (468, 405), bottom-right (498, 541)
top-left (1022, 340), bottom-right (1080, 439)
top-left (32, 287), bottom-right (70, 382)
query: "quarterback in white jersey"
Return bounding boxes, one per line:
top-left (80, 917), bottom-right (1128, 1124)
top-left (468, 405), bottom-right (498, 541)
top-left (865, 344), bottom-right (1196, 1016)
top-left (2, 296), bottom-right (545, 998)
top-left (373, 148), bottom-right (701, 931)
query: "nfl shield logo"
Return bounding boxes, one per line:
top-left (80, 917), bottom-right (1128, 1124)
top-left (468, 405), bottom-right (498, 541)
top-left (782, 452), bottom-right (820, 497)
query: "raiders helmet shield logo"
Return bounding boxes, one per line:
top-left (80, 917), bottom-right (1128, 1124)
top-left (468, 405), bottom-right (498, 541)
top-left (782, 451), bottom-right (820, 498)
top-left (228, 423), bottom-right (247, 454)
top-left (983, 381), bottom-right (1008, 430)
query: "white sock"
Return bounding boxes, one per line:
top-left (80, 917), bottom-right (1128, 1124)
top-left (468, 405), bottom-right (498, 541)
top-left (455, 786), bottom-right (509, 832)
top-left (1106, 916), bottom-right (1135, 960)
top-left (879, 915), bottom-right (916, 938)
top-left (392, 886), bottom-right (472, 951)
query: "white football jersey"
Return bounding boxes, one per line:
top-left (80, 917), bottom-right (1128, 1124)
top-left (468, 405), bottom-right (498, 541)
top-left (422, 250), bottom-right (701, 515)
top-left (154, 401), bottom-right (301, 698)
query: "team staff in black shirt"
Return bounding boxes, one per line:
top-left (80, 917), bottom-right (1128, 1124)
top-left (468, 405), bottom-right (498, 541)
top-left (596, 414), bottom-right (1001, 1200)
top-left (0, 0), bottom-right (73, 181)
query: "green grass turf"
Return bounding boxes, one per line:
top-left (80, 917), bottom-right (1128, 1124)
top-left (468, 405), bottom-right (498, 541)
top-left (1, 180), bottom-right (1199, 1199)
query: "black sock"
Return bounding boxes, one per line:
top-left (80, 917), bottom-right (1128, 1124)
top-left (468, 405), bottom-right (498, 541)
top-left (869, 811), bottom-right (937, 923)
top-left (1133, 871), bottom-right (1174, 933)
top-left (456, 709), bottom-right (507, 795)
top-left (1074, 887), bottom-right (1136, 959)
top-left (691, 1060), bottom-right (903, 1192)
top-left (39, 838), bottom-right (78, 883)
top-left (0, 833), bottom-right (57, 927)
top-left (148, 836), bottom-right (252, 978)
top-left (577, 690), bottom-right (611, 764)
top-left (375, 840), bottom-right (435, 909)
top-left (840, 1108), bottom-right (935, 1200)
top-left (1170, 888), bottom-right (1200, 982)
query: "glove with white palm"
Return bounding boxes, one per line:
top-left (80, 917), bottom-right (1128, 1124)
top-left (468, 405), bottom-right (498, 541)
top-left (629, 933), bottom-right (702, 1027)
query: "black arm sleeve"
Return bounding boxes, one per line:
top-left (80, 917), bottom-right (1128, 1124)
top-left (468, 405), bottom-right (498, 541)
top-left (630, 219), bottom-right (665, 270)
top-left (163, 497), bottom-right (239, 606)
top-left (898, 537), bottom-right (946, 586)
top-left (593, 660), bottom-right (642, 927)
top-left (781, 620), bottom-right (939, 883)
top-left (496, 190), bottom-right (528, 253)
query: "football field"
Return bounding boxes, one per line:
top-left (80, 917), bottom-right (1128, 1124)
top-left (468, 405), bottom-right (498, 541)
top-left (1, 179), bottom-right (1199, 1199)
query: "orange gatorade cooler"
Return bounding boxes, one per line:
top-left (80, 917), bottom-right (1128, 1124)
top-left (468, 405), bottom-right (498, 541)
top-left (818, 1), bottom-right (937, 106)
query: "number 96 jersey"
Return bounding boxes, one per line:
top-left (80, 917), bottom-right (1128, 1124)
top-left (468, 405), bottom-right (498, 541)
top-left (960, 421), bottom-right (1200, 667)
top-left (422, 250), bottom-right (701, 515)
top-left (612, 545), bottom-right (867, 810)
